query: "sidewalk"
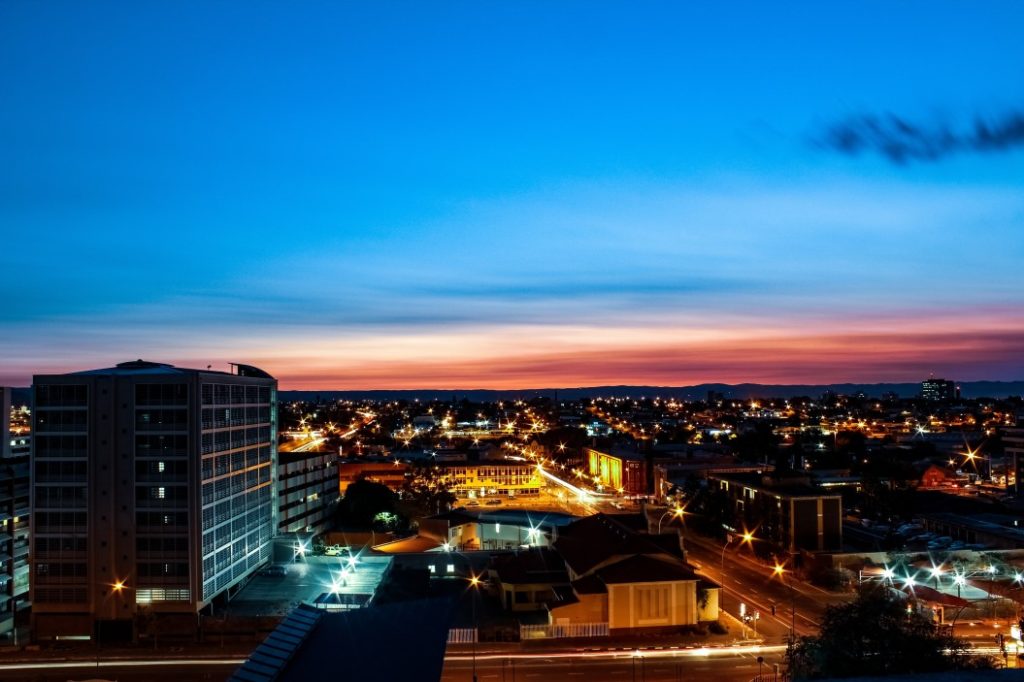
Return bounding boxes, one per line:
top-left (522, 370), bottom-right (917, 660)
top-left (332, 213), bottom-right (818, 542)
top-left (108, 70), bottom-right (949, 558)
top-left (447, 615), bottom-right (758, 656)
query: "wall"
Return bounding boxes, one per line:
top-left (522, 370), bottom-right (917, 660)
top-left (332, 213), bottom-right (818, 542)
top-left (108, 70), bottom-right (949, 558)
top-left (550, 593), bottom-right (608, 624)
top-left (607, 580), bottom-right (698, 629)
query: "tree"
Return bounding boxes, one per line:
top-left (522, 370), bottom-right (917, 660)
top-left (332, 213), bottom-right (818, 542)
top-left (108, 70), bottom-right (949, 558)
top-left (786, 585), bottom-right (990, 679)
top-left (398, 465), bottom-right (457, 520)
top-left (337, 477), bottom-right (397, 527)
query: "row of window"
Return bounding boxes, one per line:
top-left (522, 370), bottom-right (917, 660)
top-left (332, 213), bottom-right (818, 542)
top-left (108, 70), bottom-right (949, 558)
top-left (36, 384), bottom-right (87, 407)
top-left (200, 406), bottom-right (271, 430)
top-left (35, 409), bottom-right (88, 433)
top-left (136, 408), bottom-right (188, 431)
top-left (135, 383), bottom-right (188, 406)
top-left (34, 434), bottom-right (88, 458)
top-left (201, 384), bottom-right (270, 406)
top-left (200, 428), bottom-right (271, 455)
top-left (201, 447), bottom-right (270, 479)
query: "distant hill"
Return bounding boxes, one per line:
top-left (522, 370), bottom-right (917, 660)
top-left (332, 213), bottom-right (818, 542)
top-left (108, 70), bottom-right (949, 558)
top-left (279, 381), bottom-right (1024, 402)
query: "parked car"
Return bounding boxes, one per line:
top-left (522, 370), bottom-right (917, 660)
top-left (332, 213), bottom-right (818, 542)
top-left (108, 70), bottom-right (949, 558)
top-left (485, 499), bottom-right (503, 506)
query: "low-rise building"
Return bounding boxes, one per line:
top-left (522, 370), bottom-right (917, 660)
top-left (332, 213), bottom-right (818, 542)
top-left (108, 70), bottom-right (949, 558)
top-left (439, 462), bottom-right (542, 499)
top-left (709, 472), bottom-right (843, 553)
top-left (338, 459), bottom-right (409, 494)
top-left (548, 514), bottom-right (719, 631)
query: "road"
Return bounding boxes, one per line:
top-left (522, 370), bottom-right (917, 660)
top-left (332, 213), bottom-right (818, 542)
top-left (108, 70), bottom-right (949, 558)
top-left (0, 649), bottom-right (785, 682)
top-left (442, 647), bottom-right (787, 682)
top-left (681, 531), bottom-right (851, 641)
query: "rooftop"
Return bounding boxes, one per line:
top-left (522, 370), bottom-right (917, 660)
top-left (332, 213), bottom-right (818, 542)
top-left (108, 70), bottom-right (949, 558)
top-left (710, 471), bottom-right (839, 498)
top-left (64, 359), bottom-right (274, 379)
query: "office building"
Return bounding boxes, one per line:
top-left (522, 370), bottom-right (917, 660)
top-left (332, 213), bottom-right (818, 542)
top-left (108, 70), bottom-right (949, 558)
top-left (30, 360), bottom-right (277, 641)
top-left (708, 472), bottom-right (843, 553)
top-left (277, 451), bottom-right (338, 536)
top-left (1, 388), bottom-right (31, 641)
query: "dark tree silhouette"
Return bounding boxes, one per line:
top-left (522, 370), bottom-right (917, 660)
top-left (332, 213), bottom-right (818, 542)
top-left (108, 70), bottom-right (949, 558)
top-left (786, 585), bottom-right (990, 679)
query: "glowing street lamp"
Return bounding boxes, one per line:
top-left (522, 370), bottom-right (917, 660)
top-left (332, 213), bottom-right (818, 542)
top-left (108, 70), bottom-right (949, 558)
top-left (657, 506), bottom-right (686, 534)
top-left (772, 562), bottom-right (796, 638)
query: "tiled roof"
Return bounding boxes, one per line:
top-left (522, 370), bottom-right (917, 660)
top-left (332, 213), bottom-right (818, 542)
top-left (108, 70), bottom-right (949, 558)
top-left (491, 548), bottom-right (569, 585)
top-left (553, 513), bottom-right (668, 576)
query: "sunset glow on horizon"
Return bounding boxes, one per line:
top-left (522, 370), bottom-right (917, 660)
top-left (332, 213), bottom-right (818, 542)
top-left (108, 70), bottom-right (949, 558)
top-left (3, 3), bottom-right (1023, 389)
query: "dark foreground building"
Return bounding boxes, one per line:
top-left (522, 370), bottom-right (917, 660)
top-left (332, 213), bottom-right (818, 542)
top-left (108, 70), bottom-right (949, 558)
top-left (31, 360), bottom-right (277, 641)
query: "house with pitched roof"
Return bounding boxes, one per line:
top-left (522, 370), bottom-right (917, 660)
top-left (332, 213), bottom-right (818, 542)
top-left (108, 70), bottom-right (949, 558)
top-left (546, 514), bottom-right (720, 631)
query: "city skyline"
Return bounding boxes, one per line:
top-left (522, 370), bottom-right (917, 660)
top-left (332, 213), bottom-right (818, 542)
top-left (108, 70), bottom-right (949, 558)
top-left (3, 2), bottom-right (1024, 389)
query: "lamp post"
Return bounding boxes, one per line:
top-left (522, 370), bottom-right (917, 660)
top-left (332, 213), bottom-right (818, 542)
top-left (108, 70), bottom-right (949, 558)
top-left (719, 531), bottom-right (754, 614)
top-left (469, 574), bottom-right (484, 682)
top-left (989, 565), bottom-right (998, 622)
top-left (773, 563), bottom-right (795, 639)
top-left (657, 506), bottom-right (685, 535)
top-left (97, 580), bottom-right (125, 670)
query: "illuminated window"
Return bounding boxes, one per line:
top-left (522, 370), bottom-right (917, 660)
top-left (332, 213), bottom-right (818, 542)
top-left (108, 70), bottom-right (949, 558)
top-left (158, 461), bottom-right (165, 473)
top-left (447, 563), bottom-right (456, 573)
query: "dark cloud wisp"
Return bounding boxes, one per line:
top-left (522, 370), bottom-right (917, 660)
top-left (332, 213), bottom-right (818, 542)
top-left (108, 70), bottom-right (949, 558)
top-left (815, 109), bottom-right (1024, 163)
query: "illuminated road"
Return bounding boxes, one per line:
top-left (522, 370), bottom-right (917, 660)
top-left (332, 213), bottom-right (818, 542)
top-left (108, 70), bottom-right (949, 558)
top-left (681, 532), bottom-right (851, 641)
top-left (442, 646), bottom-right (788, 682)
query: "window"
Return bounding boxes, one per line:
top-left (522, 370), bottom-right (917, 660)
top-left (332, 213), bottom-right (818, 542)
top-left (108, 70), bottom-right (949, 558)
top-left (446, 563), bottom-right (456, 574)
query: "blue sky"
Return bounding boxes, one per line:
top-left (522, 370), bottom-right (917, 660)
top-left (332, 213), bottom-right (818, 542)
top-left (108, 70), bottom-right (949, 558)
top-left (2, 2), bottom-right (1023, 387)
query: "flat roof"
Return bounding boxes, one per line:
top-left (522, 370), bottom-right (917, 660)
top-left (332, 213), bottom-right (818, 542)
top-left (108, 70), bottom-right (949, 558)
top-left (710, 472), bottom-right (840, 498)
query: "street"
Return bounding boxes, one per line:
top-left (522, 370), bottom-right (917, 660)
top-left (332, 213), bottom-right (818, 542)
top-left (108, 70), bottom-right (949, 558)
top-left (442, 647), bottom-right (787, 682)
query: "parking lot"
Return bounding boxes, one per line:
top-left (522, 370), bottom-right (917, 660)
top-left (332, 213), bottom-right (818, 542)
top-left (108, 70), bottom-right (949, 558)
top-left (231, 555), bottom-right (359, 617)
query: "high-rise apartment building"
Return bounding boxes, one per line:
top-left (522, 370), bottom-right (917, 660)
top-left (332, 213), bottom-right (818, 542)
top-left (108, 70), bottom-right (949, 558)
top-left (30, 360), bottom-right (277, 641)
top-left (1, 387), bottom-right (31, 641)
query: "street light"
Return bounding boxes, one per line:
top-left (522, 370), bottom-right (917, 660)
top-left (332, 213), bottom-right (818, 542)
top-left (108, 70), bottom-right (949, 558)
top-left (953, 573), bottom-right (966, 600)
top-left (468, 574), bottom-right (484, 682)
top-left (772, 563), bottom-right (796, 639)
top-left (657, 506), bottom-right (686, 535)
top-left (720, 531), bottom-right (755, 614)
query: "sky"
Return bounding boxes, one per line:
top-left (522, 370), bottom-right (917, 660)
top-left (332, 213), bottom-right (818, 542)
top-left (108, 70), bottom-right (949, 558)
top-left (2, 1), bottom-right (1023, 389)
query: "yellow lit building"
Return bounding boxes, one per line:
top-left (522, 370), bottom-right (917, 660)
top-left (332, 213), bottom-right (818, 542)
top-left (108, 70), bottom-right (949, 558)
top-left (585, 447), bottom-right (647, 495)
top-left (440, 462), bottom-right (542, 498)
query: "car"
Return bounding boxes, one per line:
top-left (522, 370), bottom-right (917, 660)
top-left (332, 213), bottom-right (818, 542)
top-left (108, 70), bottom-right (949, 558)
top-left (324, 546), bottom-right (342, 556)
top-left (466, 500), bottom-right (480, 507)
top-left (484, 499), bottom-right (503, 506)
top-left (260, 565), bottom-right (288, 577)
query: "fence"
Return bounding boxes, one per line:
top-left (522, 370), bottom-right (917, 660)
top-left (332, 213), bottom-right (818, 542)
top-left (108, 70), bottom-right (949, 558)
top-left (447, 628), bottom-right (478, 644)
top-left (520, 622), bottom-right (609, 640)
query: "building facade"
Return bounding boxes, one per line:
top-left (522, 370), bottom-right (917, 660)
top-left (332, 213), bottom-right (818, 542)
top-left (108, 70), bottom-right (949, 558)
top-left (30, 360), bottom-right (277, 640)
top-left (338, 459), bottom-right (409, 494)
top-left (709, 473), bottom-right (843, 553)
top-left (278, 451), bottom-right (338, 536)
top-left (585, 447), bottom-right (647, 496)
top-left (1, 388), bottom-right (31, 641)
top-left (1006, 426), bottom-right (1024, 496)
top-left (439, 462), bottom-right (542, 498)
